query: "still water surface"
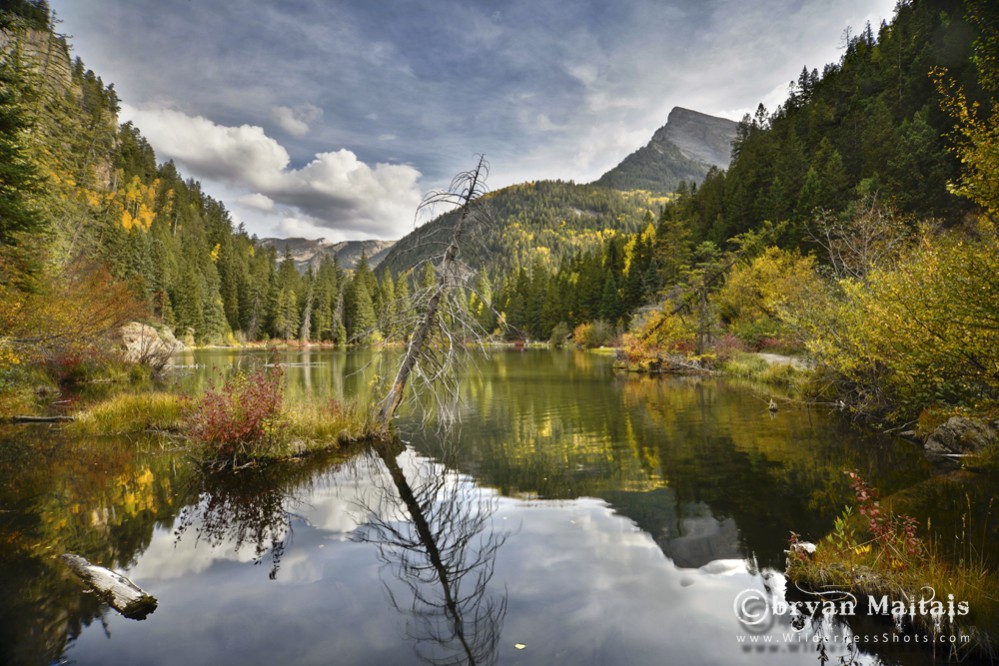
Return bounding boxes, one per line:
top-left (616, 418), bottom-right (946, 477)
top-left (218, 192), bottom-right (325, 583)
top-left (1, 349), bottom-right (952, 665)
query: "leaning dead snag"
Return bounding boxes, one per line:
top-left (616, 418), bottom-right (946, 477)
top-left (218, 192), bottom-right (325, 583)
top-left (378, 156), bottom-right (490, 427)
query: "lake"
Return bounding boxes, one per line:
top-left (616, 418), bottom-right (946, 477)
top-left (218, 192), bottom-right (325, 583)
top-left (1, 348), bottom-right (966, 665)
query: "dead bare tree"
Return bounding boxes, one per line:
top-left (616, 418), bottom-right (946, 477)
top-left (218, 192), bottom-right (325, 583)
top-left (807, 194), bottom-right (914, 281)
top-left (378, 156), bottom-right (491, 428)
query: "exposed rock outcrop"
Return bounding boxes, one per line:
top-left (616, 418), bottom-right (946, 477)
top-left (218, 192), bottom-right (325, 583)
top-left (594, 107), bottom-right (738, 192)
top-left (258, 237), bottom-right (396, 273)
top-left (924, 416), bottom-right (999, 455)
top-left (119, 322), bottom-right (183, 369)
top-left (0, 27), bottom-right (73, 91)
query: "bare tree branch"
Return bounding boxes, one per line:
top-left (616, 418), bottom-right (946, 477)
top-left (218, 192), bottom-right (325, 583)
top-left (378, 157), bottom-right (490, 428)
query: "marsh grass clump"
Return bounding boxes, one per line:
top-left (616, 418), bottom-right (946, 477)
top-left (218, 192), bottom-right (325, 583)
top-left (65, 367), bottom-right (378, 467)
top-left (71, 392), bottom-right (184, 435)
top-left (719, 352), bottom-right (813, 391)
top-left (280, 398), bottom-right (375, 454)
top-left (788, 472), bottom-right (999, 659)
top-left (184, 366), bottom-right (379, 466)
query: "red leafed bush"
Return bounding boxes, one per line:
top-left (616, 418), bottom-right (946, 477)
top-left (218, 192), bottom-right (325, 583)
top-left (846, 470), bottom-right (921, 564)
top-left (185, 367), bottom-right (284, 465)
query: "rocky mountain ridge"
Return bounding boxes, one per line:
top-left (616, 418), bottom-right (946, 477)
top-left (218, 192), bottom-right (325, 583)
top-left (267, 106), bottom-right (736, 277)
top-left (258, 237), bottom-right (396, 272)
top-left (594, 107), bottom-right (738, 192)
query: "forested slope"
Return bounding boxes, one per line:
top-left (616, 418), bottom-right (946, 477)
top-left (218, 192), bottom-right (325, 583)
top-left (0, 0), bottom-right (402, 390)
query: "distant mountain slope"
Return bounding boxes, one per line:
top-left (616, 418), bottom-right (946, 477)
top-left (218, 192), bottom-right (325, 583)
top-left (258, 237), bottom-right (396, 272)
top-left (378, 180), bottom-right (657, 278)
top-left (594, 107), bottom-right (738, 192)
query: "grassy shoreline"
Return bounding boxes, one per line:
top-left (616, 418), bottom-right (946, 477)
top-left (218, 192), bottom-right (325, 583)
top-left (613, 345), bottom-right (999, 658)
top-left (66, 385), bottom-right (380, 465)
top-left (788, 521), bottom-right (998, 660)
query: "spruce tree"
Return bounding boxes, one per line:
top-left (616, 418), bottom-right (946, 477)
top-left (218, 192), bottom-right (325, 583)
top-left (0, 41), bottom-right (42, 245)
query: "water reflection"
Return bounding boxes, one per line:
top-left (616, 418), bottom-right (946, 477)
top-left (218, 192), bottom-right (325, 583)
top-left (166, 444), bottom-right (381, 582)
top-left (4, 350), bottom-right (976, 666)
top-left (403, 353), bottom-right (932, 571)
top-left (355, 439), bottom-right (508, 666)
top-left (159, 432), bottom-right (511, 666)
top-left (174, 469), bottom-right (295, 580)
top-left (0, 432), bottom-right (187, 665)
top-left (167, 347), bottom-right (387, 409)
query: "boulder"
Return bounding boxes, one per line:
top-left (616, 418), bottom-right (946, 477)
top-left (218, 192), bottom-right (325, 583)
top-left (119, 322), bottom-right (183, 368)
top-left (925, 417), bottom-right (998, 455)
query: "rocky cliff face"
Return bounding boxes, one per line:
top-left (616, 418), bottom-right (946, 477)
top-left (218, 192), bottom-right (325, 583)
top-left (594, 107), bottom-right (738, 192)
top-left (0, 27), bottom-right (73, 91)
top-left (258, 237), bottom-right (396, 272)
top-left (656, 107), bottom-right (739, 170)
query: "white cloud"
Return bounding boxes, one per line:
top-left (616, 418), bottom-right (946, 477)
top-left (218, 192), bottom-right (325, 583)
top-left (272, 150), bottom-right (422, 237)
top-left (121, 104), bottom-right (290, 189)
top-left (80, 0), bottom-right (900, 235)
top-left (271, 103), bottom-right (323, 137)
top-left (236, 192), bottom-right (275, 211)
top-left (120, 105), bottom-right (423, 239)
top-left (275, 215), bottom-right (334, 241)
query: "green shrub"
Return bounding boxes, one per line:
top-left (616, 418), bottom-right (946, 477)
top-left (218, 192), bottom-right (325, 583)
top-left (549, 322), bottom-right (570, 348)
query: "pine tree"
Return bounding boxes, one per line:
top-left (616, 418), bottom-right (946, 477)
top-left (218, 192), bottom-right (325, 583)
top-left (173, 260), bottom-right (204, 339)
top-left (333, 297), bottom-right (347, 347)
top-left (299, 269), bottom-right (315, 343)
top-left (275, 286), bottom-right (299, 341)
top-left (598, 273), bottom-right (618, 322)
top-left (313, 259), bottom-right (335, 341)
top-left (0, 40), bottom-right (42, 245)
top-left (377, 269), bottom-right (396, 338)
top-left (345, 276), bottom-right (376, 343)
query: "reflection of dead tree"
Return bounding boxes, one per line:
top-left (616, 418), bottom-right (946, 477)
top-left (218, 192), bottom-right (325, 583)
top-left (356, 441), bottom-right (508, 666)
top-left (378, 156), bottom-right (491, 427)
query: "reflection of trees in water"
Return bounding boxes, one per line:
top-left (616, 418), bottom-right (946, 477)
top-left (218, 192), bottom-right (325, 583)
top-left (0, 434), bottom-right (186, 665)
top-left (175, 471), bottom-right (293, 579)
top-left (439, 359), bottom-right (931, 570)
top-left (172, 448), bottom-right (360, 580)
top-left (355, 440), bottom-right (508, 666)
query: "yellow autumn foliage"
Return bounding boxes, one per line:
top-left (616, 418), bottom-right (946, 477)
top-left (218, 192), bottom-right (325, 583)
top-left (714, 246), bottom-right (822, 346)
top-left (110, 175), bottom-right (159, 232)
top-left (934, 69), bottom-right (999, 217)
top-left (807, 221), bottom-right (999, 418)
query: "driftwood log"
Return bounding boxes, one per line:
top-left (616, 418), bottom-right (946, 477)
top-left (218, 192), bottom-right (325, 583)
top-left (7, 415), bottom-right (74, 424)
top-left (60, 554), bottom-right (157, 620)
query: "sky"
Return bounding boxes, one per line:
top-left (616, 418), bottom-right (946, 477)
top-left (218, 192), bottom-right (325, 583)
top-left (49, 0), bottom-right (898, 242)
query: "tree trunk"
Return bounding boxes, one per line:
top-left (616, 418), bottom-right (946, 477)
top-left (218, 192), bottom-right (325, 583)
top-left (299, 279), bottom-right (315, 344)
top-left (7, 415), bottom-right (74, 423)
top-left (61, 554), bottom-right (157, 620)
top-left (377, 157), bottom-right (486, 426)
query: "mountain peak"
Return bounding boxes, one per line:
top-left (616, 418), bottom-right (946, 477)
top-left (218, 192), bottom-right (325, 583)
top-left (259, 237), bottom-right (396, 272)
top-left (594, 107), bottom-right (738, 192)
top-left (656, 107), bottom-right (739, 169)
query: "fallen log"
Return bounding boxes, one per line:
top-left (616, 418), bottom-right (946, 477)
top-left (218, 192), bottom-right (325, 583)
top-left (60, 554), bottom-right (157, 620)
top-left (7, 415), bottom-right (74, 424)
